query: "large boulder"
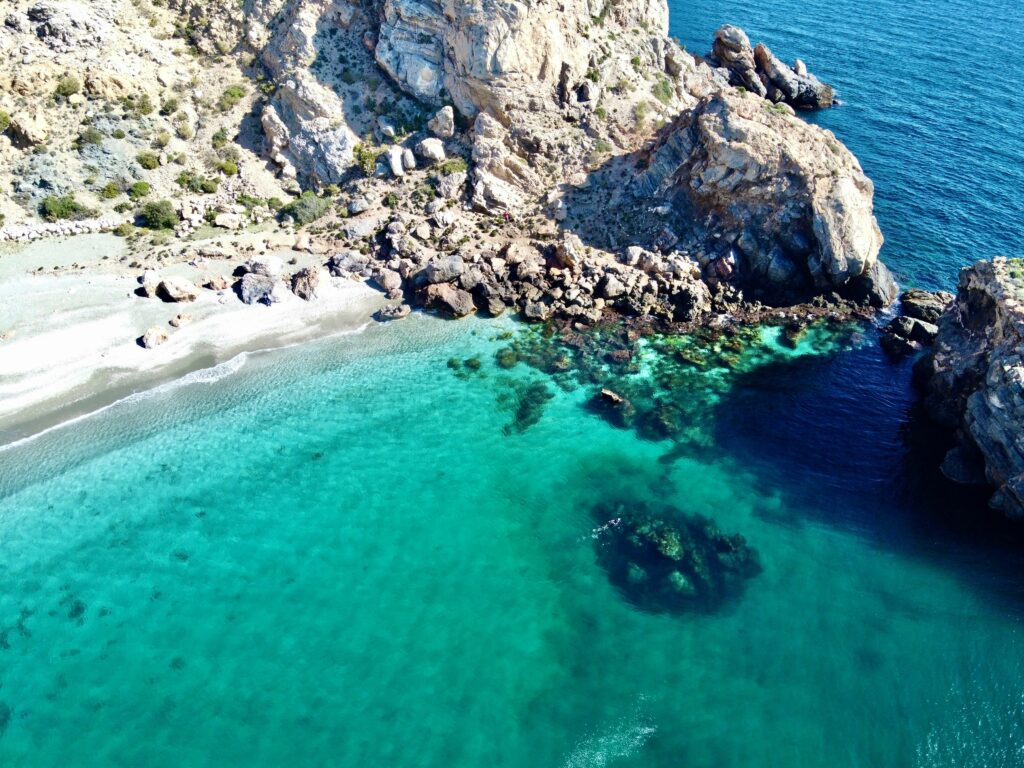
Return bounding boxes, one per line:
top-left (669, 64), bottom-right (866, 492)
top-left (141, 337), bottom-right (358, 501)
top-left (423, 283), bottom-right (476, 317)
top-left (291, 267), bottom-right (320, 300)
top-left (156, 277), bottom-right (198, 303)
top-left (635, 90), bottom-right (892, 306)
top-left (707, 25), bottom-right (835, 110)
top-left (239, 273), bottom-right (282, 305)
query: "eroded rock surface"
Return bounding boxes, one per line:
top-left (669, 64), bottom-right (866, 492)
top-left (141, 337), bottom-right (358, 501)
top-left (707, 24), bottom-right (835, 110)
top-left (919, 259), bottom-right (1024, 518)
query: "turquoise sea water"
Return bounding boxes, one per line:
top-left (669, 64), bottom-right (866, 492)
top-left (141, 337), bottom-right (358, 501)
top-left (3, 0), bottom-right (1024, 765)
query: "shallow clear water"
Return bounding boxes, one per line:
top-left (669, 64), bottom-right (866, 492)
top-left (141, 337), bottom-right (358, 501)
top-left (2, 315), bottom-right (1024, 766)
top-left (3, 0), bottom-right (1024, 765)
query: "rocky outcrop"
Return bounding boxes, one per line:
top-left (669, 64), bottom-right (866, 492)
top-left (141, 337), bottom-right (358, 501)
top-left (635, 90), bottom-right (893, 306)
top-left (919, 259), bottom-right (1024, 518)
top-left (708, 25), bottom-right (835, 110)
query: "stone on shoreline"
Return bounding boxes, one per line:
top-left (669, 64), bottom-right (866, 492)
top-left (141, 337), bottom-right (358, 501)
top-left (156, 277), bottom-right (198, 303)
top-left (139, 327), bottom-right (169, 349)
top-left (291, 267), bottom-right (320, 300)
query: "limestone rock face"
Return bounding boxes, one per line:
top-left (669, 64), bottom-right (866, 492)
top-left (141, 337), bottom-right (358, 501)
top-left (470, 112), bottom-right (540, 213)
top-left (375, 0), bottom-right (668, 116)
top-left (636, 90), bottom-right (892, 305)
top-left (922, 259), bottom-right (1024, 518)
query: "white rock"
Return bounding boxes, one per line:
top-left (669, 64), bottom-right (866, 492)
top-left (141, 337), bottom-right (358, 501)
top-left (427, 106), bottom-right (455, 138)
top-left (416, 138), bottom-right (446, 163)
top-left (387, 146), bottom-right (405, 177)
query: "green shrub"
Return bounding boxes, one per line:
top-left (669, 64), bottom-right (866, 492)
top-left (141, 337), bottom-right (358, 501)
top-left (128, 181), bottom-right (151, 200)
top-left (279, 191), bottom-right (330, 225)
top-left (436, 157), bottom-right (468, 175)
top-left (217, 159), bottom-right (238, 176)
top-left (175, 121), bottom-right (194, 140)
top-left (237, 194), bottom-right (265, 211)
top-left (211, 128), bottom-right (228, 149)
top-left (77, 127), bottom-right (104, 147)
top-left (137, 152), bottom-right (160, 170)
top-left (353, 143), bottom-right (380, 176)
top-left (137, 93), bottom-right (155, 115)
top-left (175, 171), bottom-right (219, 194)
top-left (0, 111), bottom-right (10, 133)
top-left (111, 128), bottom-right (127, 139)
top-left (152, 131), bottom-right (172, 148)
top-left (54, 76), bottom-right (81, 99)
top-left (40, 194), bottom-right (92, 221)
top-left (218, 84), bottom-right (246, 112)
top-left (159, 97), bottom-right (180, 116)
top-left (141, 200), bottom-right (178, 230)
top-left (99, 181), bottom-right (121, 199)
top-left (382, 192), bottom-right (398, 208)
top-left (113, 222), bottom-right (134, 237)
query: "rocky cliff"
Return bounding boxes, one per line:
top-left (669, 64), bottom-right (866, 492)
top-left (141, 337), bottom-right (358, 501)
top-left (920, 259), bottom-right (1024, 518)
top-left (1, 0), bottom-right (896, 317)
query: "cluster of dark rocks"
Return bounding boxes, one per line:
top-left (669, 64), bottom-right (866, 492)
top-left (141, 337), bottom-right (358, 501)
top-left (330, 227), bottom-right (716, 326)
top-left (879, 288), bottom-right (954, 356)
top-left (593, 502), bottom-right (762, 614)
top-left (707, 25), bottom-right (836, 110)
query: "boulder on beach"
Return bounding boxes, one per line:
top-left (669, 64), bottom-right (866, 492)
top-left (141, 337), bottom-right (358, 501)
top-left (156, 277), bottom-right (198, 303)
top-left (139, 327), bottom-right (169, 349)
top-left (291, 267), bottom-right (320, 301)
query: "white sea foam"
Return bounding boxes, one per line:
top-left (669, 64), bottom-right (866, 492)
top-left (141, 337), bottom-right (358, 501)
top-left (563, 698), bottom-right (656, 768)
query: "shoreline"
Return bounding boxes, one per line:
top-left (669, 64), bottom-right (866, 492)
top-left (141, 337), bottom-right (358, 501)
top-left (0, 233), bottom-right (385, 447)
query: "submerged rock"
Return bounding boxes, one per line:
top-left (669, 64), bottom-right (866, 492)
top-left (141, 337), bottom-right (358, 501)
top-left (593, 502), bottom-right (762, 614)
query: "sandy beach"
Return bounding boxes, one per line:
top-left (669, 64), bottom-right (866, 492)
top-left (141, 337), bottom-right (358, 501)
top-left (0, 232), bottom-right (384, 446)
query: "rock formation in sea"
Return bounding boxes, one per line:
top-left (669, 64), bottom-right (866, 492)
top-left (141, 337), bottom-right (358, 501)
top-left (705, 25), bottom-right (836, 110)
top-left (917, 259), bottom-right (1024, 518)
top-left (593, 502), bottom-right (762, 613)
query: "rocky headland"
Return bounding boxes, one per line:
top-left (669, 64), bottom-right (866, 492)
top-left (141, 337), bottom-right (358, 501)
top-left (915, 259), bottom-right (1024, 519)
top-left (1, 0), bottom-right (895, 336)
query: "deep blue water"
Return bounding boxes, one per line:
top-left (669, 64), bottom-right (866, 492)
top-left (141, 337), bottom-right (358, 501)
top-left (671, 0), bottom-right (1024, 291)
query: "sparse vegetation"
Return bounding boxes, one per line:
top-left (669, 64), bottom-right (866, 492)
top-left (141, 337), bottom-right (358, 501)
top-left (54, 75), bottom-right (81, 99)
top-left (436, 157), bottom-right (468, 175)
top-left (128, 181), bottom-right (152, 200)
top-left (99, 182), bottom-right (121, 200)
top-left (0, 111), bottom-right (10, 133)
top-left (175, 171), bottom-right (219, 194)
top-left (211, 128), bottom-right (228, 149)
top-left (652, 76), bottom-right (674, 105)
top-left (353, 143), bottom-right (380, 176)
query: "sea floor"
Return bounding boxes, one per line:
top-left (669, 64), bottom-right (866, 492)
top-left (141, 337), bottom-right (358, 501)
top-left (2, 314), bottom-right (1023, 767)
